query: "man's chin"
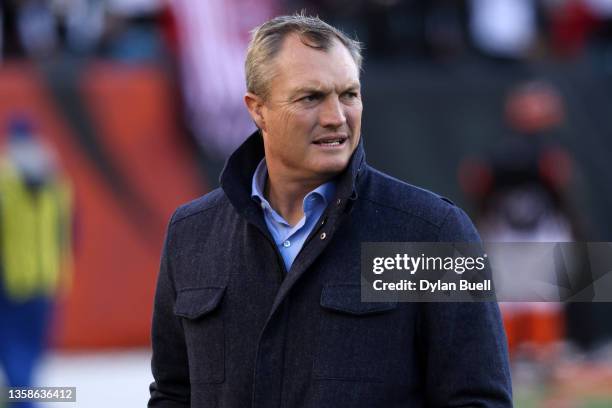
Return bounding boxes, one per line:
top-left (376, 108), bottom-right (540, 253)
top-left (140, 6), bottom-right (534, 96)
top-left (311, 159), bottom-right (351, 179)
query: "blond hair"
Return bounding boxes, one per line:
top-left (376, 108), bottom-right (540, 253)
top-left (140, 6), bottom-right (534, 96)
top-left (245, 13), bottom-right (363, 100)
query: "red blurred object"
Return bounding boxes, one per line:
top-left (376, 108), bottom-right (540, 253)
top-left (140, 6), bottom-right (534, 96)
top-left (502, 308), bottom-right (565, 357)
top-left (504, 81), bottom-right (565, 134)
top-left (539, 146), bottom-right (573, 190)
top-left (549, 0), bottom-right (599, 58)
top-left (159, 5), bottom-right (180, 57)
top-left (458, 157), bottom-right (493, 199)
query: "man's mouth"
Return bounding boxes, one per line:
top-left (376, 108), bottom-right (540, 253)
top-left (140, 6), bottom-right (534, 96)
top-left (312, 136), bottom-right (348, 147)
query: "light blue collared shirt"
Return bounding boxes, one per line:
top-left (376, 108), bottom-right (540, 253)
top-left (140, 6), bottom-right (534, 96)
top-left (251, 159), bottom-right (336, 271)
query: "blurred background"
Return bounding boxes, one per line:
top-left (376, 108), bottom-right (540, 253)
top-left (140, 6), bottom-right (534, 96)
top-left (0, 0), bottom-right (611, 406)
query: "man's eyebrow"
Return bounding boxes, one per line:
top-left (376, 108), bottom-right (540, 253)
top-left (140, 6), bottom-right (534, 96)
top-left (290, 86), bottom-right (326, 98)
top-left (344, 82), bottom-right (361, 91)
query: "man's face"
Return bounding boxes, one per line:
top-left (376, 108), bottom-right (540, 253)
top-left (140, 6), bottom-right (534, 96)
top-left (249, 34), bottom-right (362, 184)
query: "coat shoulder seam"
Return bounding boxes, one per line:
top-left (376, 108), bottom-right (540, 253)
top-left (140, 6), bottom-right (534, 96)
top-left (359, 196), bottom-right (448, 229)
top-left (171, 201), bottom-right (225, 226)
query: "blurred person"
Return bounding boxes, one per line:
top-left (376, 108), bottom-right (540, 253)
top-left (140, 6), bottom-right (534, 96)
top-left (424, 0), bottom-right (470, 60)
top-left (304, 0), bottom-right (444, 58)
top-left (582, 0), bottom-right (612, 71)
top-left (0, 3), bottom-right (3, 59)
top-left (0, 115), bottom-right (73, 404)
top-left (1, 0), bottom-right (22, 59)
top-left (149, 13), bottom-right (512, 407)
top-left (299, 0), bottom-right (470, 60)
top-left (1, 0), bottom-right (104, 59)
top-left (59, 0), bottom-right (105, 55)
top-left (468, 0), bottom-right (543, 61)
top-left (459, 81), bottom-right (590, 360)
top-left (168, 0), bottom-right (277, 160)
top-left (16, 0), bottom-right (59, 58)
top-left (101, 0), bottom-right (165, 61)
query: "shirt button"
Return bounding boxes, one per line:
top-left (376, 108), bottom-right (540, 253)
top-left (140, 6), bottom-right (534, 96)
top-left (283, 240), bottom-right (291, 248)
top-left (320, 232), bottom-right (327, 240)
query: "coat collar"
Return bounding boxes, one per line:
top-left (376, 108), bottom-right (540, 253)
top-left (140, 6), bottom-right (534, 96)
top-left (220, 130), bottom-right (366, 217)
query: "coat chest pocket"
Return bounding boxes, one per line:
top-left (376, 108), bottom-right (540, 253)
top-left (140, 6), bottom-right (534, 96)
top-left (314, 284), bottom-right (403, 382)
top-left (174, 286), bottom-right (226, 384)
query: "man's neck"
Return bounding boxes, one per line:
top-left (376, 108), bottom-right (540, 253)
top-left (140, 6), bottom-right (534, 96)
top-left (265, 171), bottom-right (328, 226)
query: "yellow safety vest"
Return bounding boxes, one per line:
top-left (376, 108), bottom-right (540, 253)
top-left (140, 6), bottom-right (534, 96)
top-left (0, 159), bottom-right (72, 302)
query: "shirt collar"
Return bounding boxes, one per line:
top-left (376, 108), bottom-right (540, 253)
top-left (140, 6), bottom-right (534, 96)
top-left (221, 130), bottom-right (365, 217)
top-left (250, 158), bottom-right (336, 220)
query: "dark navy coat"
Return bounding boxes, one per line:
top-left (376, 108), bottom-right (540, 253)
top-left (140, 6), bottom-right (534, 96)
top-left (149, 132), bottom-right (513, 407)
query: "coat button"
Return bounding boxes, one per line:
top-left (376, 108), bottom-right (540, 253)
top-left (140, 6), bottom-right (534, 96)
top-left (320, 232), bottom-right (327, 240)
top-left (336, 198), bottom-right (342, 206)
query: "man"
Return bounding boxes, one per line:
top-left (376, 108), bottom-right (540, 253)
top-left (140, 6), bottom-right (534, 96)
top-left (0, 116), bottom-right (73, 406)
top-left (149, 14), bottom-right (512, 407)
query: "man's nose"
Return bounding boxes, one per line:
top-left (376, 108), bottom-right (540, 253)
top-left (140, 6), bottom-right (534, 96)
top-left (319, 96), bottom-right (346, 128)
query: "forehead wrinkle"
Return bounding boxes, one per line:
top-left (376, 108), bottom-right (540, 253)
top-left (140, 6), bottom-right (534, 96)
top-left (268, 35), bottom-right (360, 101)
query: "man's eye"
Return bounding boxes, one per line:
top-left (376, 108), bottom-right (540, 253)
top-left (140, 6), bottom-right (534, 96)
top-left (301, 94), bottom-right (320, 102)
top-left (343, 92), bottom-right (359, 99)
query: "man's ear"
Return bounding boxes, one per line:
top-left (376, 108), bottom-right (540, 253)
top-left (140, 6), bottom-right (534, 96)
top-left (244, 92), bottom-right (266, 131)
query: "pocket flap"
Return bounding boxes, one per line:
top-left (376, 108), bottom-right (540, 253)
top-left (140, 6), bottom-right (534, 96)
top-left (174, 286), bottom-right (226, 319)
top-left (320, 284), bottom-right (397, 315)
